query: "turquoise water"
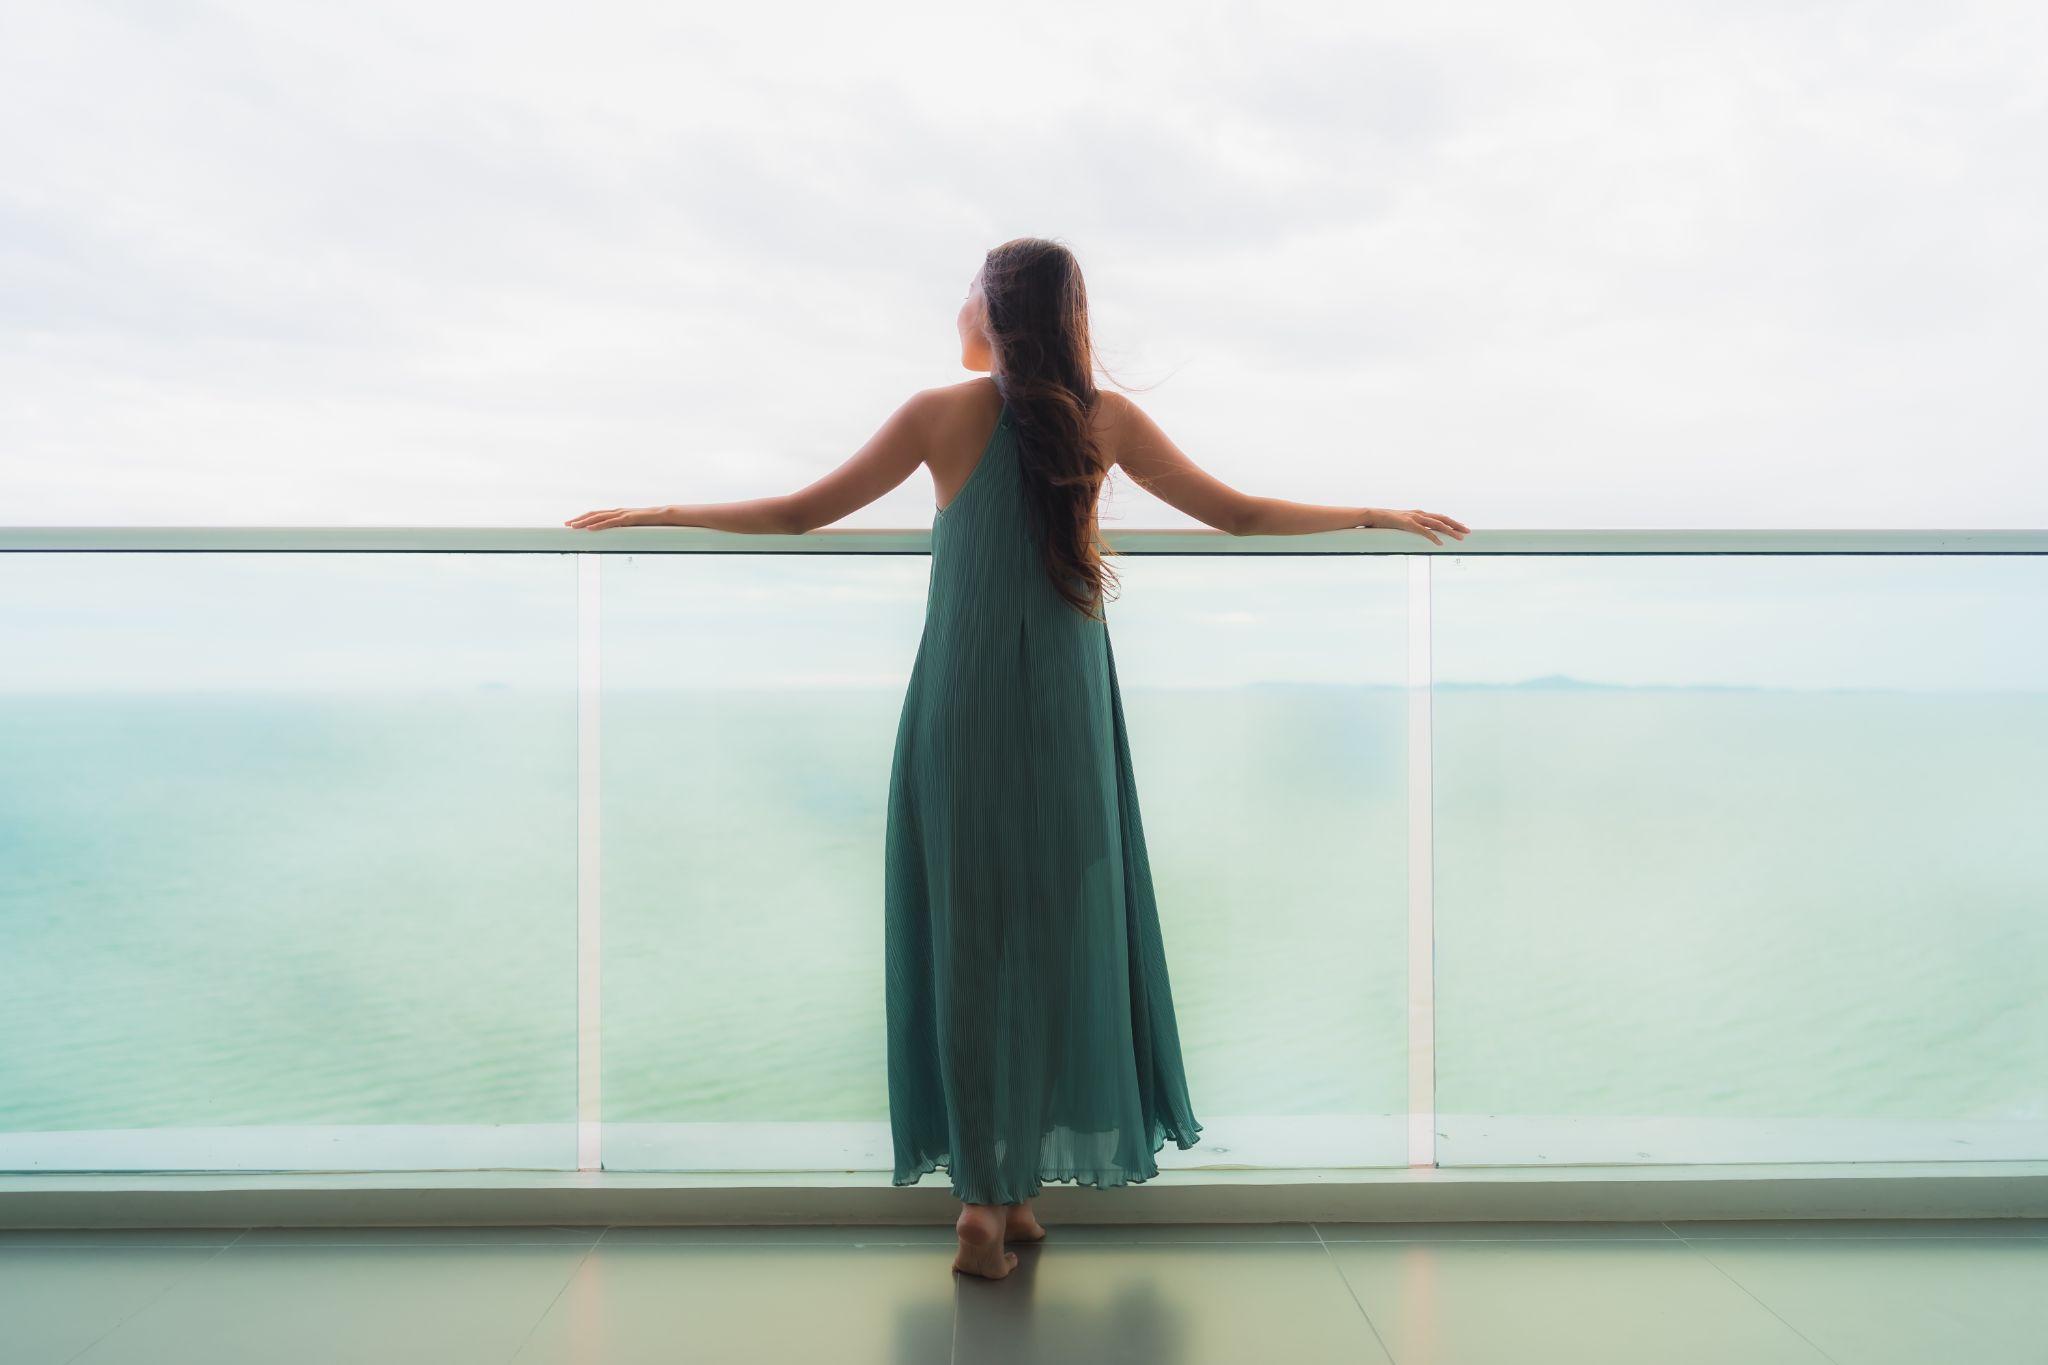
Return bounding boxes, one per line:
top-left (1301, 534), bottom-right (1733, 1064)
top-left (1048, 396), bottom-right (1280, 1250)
top-left (3, 684), bottom-right (2043, 1167)
top-left (1433, 686), bottom-right (2048, 1126)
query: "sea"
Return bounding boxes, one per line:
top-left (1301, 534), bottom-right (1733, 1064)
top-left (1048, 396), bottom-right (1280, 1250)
top-left (2, 549), bottom-right (2043, 1170)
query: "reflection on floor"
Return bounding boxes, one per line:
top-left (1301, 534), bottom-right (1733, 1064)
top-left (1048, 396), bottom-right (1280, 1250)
top-left (3, 1218), bottom-right (2044, 1364)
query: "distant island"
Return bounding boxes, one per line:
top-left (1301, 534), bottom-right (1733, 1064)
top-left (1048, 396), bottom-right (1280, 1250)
top-left (1241, 675), bottom-right (1769, 692)
top-left (1438, 674), bottom-right (1761, 691)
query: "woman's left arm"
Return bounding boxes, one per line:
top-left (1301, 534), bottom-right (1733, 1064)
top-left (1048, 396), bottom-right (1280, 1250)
top-left (566, 393), bottom-right (933, 534)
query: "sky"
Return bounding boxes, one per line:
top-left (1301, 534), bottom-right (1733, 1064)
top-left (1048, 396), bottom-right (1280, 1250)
top-left (3, 0), bottom-right (2045, 532)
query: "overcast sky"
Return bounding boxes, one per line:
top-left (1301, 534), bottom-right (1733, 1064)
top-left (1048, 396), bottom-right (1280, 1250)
top-left (3, 0), bottom-right (2044, 531)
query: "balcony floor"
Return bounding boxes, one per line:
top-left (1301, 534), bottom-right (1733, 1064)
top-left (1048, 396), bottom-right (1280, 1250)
top-left (4, 1218), bottom-right (2044, 1364)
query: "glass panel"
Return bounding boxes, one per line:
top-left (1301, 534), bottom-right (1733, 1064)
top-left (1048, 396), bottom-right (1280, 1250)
top-left (1431, 554), bottom-right (2048, 1164)
top-left (598, 553), bottom-right (928, 1170)
top-left (1111, 555), bottom-right (1412, 1169)
top-left (599, 551), bottom-right (1411, 1174)
top-left (0, 553), bottom-right (580, 1170)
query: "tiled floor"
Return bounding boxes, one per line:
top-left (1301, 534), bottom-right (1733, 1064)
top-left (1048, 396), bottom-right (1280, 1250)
top-left (2, 1218), bottom-right (2044, 1364)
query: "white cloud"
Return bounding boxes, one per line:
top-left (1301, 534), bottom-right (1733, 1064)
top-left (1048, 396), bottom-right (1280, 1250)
top-left (2, 0), bottom-right (2043, 529)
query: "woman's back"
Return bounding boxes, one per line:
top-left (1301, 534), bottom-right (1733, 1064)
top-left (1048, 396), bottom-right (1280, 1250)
top-left (883, 372), bottom-right (1205, 1209)
top-left (923, 375), bottom-right (1120, 517)
top-left (916, 378), bottom-right (1113, 706)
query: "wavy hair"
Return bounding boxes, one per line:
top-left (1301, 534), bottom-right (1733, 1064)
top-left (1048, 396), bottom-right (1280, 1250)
top-left (979, 237), bottom-right (1119, 620)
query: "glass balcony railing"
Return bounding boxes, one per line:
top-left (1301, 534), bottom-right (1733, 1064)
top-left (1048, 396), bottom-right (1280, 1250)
top-left (1, 527), bottom-right (2042, 1175)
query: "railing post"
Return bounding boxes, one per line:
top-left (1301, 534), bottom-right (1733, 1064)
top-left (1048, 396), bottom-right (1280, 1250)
top-left (1406, 553), bottom-right (1437, 1168)
top-left (576, 553), bottom-right (604, 1171)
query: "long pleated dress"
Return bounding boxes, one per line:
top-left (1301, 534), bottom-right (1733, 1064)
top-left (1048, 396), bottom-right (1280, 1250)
top-left (885, 384), bottom-right (1205, 1206)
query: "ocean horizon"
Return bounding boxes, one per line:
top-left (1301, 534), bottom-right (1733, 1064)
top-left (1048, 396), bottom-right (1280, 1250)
top-left (3, 682), bottom-right (2042, 1168)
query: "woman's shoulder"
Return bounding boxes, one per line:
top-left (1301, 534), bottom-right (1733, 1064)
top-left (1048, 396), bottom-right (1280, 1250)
top-left (1088, 390), bottom-right (1138, 468)
top-left (912, 377), bottom-right (1129, 467)
top-left (917, 375), bottom-right (1129, 411)
top-left (1091, 388), bottom-right (1134, 430)
top-left (910, 376), bottom-right (1005, 438)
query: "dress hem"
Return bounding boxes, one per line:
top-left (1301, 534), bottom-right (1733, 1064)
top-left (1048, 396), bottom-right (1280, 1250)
top-left (891, 1116), bottom-right (1205, 1204)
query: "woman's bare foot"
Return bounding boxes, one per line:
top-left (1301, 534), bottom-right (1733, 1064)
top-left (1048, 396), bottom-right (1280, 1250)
top-left (1004, 1200), bottom-right (1047, 1242)
top-left (953, 1204), bottom-right (1018, 1279)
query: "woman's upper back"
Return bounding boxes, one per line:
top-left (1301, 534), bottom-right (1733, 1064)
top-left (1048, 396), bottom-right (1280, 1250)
top-left (918, 378), bottom-right (1117, 658)
top-left (925, 376), bottom-right (1123, 513)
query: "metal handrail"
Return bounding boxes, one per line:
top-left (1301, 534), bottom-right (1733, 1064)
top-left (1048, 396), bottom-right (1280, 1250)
top-left (3, 527), bottom-right (2044, 555)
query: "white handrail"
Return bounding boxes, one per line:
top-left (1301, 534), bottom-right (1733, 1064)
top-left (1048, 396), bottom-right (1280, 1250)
top-left (2, 527), bottom-right (2043, 555)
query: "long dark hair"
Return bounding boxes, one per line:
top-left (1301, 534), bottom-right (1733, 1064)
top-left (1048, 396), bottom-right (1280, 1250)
top-left (980, 237), bottom-right (1119, 621)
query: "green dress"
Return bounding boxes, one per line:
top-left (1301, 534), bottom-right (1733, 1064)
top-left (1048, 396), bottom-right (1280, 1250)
top-left (885, 384), bottom-right (1205, 1205)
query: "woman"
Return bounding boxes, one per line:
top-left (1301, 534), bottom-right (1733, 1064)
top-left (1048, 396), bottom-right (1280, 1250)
top-left (569, 237), bottom-right (1469, 1279)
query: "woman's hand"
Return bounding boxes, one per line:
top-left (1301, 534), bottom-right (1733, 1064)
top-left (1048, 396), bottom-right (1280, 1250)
top-left (565, 506), bottom-right (670, 530)
top-left (1365, 508), bottom-right (1471, 546)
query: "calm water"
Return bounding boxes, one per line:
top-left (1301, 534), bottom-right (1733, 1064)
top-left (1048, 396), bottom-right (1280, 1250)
top-left (2, 686), bottom-right (2044, 1158)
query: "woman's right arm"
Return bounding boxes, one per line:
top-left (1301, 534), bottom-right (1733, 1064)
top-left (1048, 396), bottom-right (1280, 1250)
top-left (1102, 391), bottom-right (1469, 545)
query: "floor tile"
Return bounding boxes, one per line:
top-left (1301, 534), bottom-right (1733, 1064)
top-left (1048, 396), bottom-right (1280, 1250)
top-left (73, 1242), bottom-right (592, 1364)
top-left (595, 1219), bottom-right (1317, 1247)
top-left (0, 1246), bottom-right (223, 1365)
top-left (13, 1219), bottom-right (2037, 1365)
top-left (600, 1222), bottom-right (957, 1246)
top-left (235, 1224), bottom-right (604, 1246)
top-left (0, 1227), bottom-right (246, 1247)
top-left (953, 1241), bottom-right (1389, 1364)
top-left (510, 1242), bottom-right (957, 1364)
top-left (1665, 1217), bottom-right (2048, 1239)
top-left (1316, 1220), bottom-right (1678, 1243)
top-left (1691, 1236), bottom-right (2048, 1365)
top-left (1019, 1220), bottom-right (1319, 1245)
top-left (1327, 1239), bottom-right (1832, 1365)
